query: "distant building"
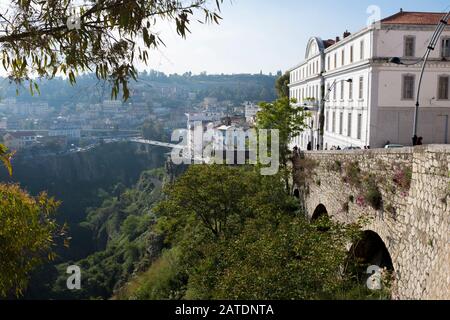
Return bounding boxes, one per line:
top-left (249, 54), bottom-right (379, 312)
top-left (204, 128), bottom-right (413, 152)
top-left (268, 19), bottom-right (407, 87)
top-left (102, 100), bottom-right (122, 113)
top-left (201, 97), bottom-right (218, 108)
top-left (3, 131), bottom-right (39, 150)
top-left (185, 112), bottom-right (224, 130)
top-left (244, 102), bottom-right (261, 124)
top-left (289, 10), bottom-right (450, 150)
top-left (0, 117), bottom-right (6, 130)
top-left (6, 117), bottom-right (21, 130)
top-left (49, 126), bottom-right (81, 139)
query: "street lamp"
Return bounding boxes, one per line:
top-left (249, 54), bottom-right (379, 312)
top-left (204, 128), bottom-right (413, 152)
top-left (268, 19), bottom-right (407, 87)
top-left (318, 78), bottom-right (353, 150)
top-left (323, 78), bottom-right (353, 101)
top-left (389, 11), bottom-right (450, 145)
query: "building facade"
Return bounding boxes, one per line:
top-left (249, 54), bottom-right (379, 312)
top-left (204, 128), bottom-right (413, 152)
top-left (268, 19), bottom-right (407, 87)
top-left (244, 101), bottom-right (261, 124)
top-left (289, 10), bottom-right (450, 150)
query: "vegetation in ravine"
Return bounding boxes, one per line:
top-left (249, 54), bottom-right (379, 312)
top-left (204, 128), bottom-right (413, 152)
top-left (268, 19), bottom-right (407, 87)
top-left (114, 165), bottom-right (390, 300)
top-left (26, 169), bottom-right (166, 300)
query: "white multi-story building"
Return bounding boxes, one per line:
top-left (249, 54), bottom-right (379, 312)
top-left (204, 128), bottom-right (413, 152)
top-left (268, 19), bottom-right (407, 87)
top-left (244, 101), bottom-right (261, 124)
top-left (49, 126), bottom-right (81, 139)
top-left (289, 10), bottom-right (450, 150)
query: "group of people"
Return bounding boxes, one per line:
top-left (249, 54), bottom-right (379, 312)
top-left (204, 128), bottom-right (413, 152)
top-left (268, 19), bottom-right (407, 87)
top-left (293, 145), bottom-right (370, 153)
top-left (412, 135), bottom-right (424, 146)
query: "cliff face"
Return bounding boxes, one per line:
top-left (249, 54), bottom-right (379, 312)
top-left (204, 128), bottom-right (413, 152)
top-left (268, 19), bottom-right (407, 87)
top-left (0, 142), bottom-right (166, 224)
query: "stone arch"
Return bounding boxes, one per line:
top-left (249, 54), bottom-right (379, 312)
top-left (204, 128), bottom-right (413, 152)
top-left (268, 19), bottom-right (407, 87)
top-left (349, 230), bottom-right (394, 271)
top-left (293, 187), bottom-right (300, 199)
top-left (311, 204), bottom-right (328, 222)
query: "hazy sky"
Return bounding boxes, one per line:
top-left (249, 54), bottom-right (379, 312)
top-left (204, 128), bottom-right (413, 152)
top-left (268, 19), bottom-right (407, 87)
top-left (1, 0), bottom-right (450, 76)
top-left (145, 0), bottom-right (450, 75)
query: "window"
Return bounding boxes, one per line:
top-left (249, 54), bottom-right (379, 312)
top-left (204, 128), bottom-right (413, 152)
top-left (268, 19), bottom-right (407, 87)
top-left (341, 49), bottom-right (345, 66)
top-left (442, 38), bottom-right (450, 58)
top-left (339, 112), bottom-right (343, 135)
top-left (402, 75), bottom-right (415, 100)
top-left (359, 76), bottom-right (364, 99)
top-left (333, 84), bottom-right (337, 100)
top-left (349, 79), bottom-right (353, 100)
top-left (360, 40), bottom-right (365, 60)
top-left (350, 46), bottom-right (354, 63)
top-left (332, 112), bottom-right (336, 133)
top-left (357, 113), bottom-right (362, 140)
top-left (438, 76), bottom-right (449, 100)
top-left (404, 36), bottom-right (415, 57)
top-left (327, 56), bottom-right (331, 70)
top-left (340, 80), bottom-right (345, 100)
top-left (334, 53), bottom-right (337, 69)
top-left (347, 113), bottom-right (352, 137)
top-left (325, 111), bottom-right (329, 132)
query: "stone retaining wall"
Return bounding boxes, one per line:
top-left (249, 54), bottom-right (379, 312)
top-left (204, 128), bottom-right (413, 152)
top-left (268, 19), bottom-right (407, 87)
top-left (294, 145), bottom-right (449, 300)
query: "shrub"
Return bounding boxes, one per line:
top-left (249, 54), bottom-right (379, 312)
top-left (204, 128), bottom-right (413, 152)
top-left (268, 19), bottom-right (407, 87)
top-left (356, 195), bottom-right (366, 207)
top-left (294, 158), bottom-right (318, 186)
top-left (328, 160), bottom-right (342, 172)
top-left (363, 176), bottom-right (382, 210)
top-left (0, 184), bottom-right (61, 297)
top-left (393, 166), bottom-right (412, 193)
top-left (343, 162), bottom-right (361, 186)
top-left (115, 248), bottom-right (185, 300)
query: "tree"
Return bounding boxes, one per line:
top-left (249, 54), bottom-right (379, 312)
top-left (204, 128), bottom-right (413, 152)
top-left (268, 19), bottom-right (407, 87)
top-left (0, 184), bottom-right (61, 297)
top-left (192, 215), bottom-right (362, 300)
top-left (0, 144), bottom-right (13, 176)
top-left (275, 72), bottom-right (290, 98)
top-left (155, 165), bottom-right (259, 239)
top-left (123, 165), bottom-right (369, 300)
top-left (0, 0), bottom-right (223, 100)
top-left (256, 97), bottom-right (310, 188)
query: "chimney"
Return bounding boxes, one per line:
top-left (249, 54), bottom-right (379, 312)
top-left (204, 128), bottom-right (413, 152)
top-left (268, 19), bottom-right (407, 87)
top-left (335, 36), bottom-right (340, 43)
top-left (343, 30), bottom-right (351, 38)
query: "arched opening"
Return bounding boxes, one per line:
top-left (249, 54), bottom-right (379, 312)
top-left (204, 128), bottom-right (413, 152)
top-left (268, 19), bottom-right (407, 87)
top-left (344, 231), bottom-right (394, 298)
top-left (311, 204), bottom-right (330, 232)
top-left (293, 188), bottom-right (300, 199)
top-left (311, 204), bottom-right (328, 222)
top-left (349, 231), bottom-right (393, 270)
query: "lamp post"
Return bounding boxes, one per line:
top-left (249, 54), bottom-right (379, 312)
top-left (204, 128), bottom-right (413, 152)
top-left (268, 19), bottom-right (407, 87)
top-left (319, 78), bottom-right (353, 150)
top-left (389, 11), bottom-right (450, 145)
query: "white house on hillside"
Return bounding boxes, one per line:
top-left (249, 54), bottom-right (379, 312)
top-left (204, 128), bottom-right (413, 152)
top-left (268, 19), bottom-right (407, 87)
top-left (289, 10), bottom-right (450, 150)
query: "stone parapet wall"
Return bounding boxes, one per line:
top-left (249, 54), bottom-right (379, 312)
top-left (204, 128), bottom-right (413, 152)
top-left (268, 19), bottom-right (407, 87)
top-left (295, 145), bottom-right (449, 300)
